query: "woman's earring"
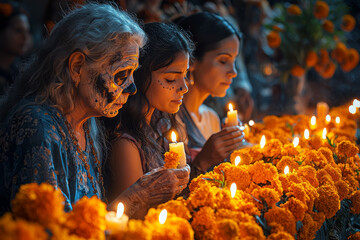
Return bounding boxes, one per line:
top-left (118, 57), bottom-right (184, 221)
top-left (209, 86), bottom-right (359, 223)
top-left (186, 71), bottom-right (194, 87)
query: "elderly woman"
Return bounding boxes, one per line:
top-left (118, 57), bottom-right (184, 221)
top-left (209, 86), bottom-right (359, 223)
top-left (0, 3), bottom-right (189, 217)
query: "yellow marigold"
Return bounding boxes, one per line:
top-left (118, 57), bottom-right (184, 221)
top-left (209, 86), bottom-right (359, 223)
top-left (11, 183), bottom-right (65, 227)
top-left (291, 65), bottom-right (305, 77)
top-left (214, 163), bottom-right (251, 190)
top-left (287, 4), bottom-right (302, 16)
top-left (306, 51), bottom-right (318, 67)
top-left (164, 151), bottom-right (180, 168)
top-left (302, 149), bottom-right (327, 168)
top-left (246, 146), bottom-right (264, 162)
top-left (322, 20), bottom-right (334, 33)
top-left (0, 213), bottom-right (48, 240)
top-left (350, 190), bottom-right (360, 214)
top-left (297, 165), bottom-right (319, 188)
top-left (276, 156), bottom-right (299, 174)
top-left (110, 220), bottom-right (150, 240)
top-left (49, 224), bottom-right (88, 240)
top-left (262, 139), bottom-right (283, 158)
top-left (263, 115), bottom-right (279, 129)
top-left (336, 140), bottom-right (359, 157)
top-left (323, 164), bottom-right (341, 182)
top-left (308, 135), bottom-right (323, 150)
top-left (344, 175), bottom-right (359, 193)
top-left (187, 182), bottom-right (220, 210)
top-left (267, 231), bottom-right (295, 240)
top-left (281, 143), bottom-right (299, 157)
top-left (341, 14), bottom-right (356, 32)
top-left (264, 207), bottom-right (296, 236)
top-left (0, 3), bottom-right (12, 17)
top-left (267, 31), bottom-right (281, 48)
top-left (216, 218), bottom-right (239, 240)
top-left (335, 180), bottom-right (350, 201)
top-left (189, 171), bottom-right (222, 192)
top-left (298, 212), bottom-right (325, 240)
top-left (248, 161), bottom-right (278, 185)
top-left (238, 222), bottom-right (266, 240)
top-left (64, 196), bottom-right (107, 240)
top-left (251, 187), bottom-right (281, 209)
top-left (191, 207), bottom-right (216, 240)
top-left (314, 1), bottom-right (329, 19)
top-left (279, 172), bottom-right (301, 192)
top-left (318, 147), bottom-right (336, 165)
top-left (158, 198), bottom-right (191, 220)
top-left (316, 169), bottom-right (335, 186)
top-left (315, 184), bottom-right (340, 219)
top-left (348, 232), bottom-right (360, 240)
top-left (281, 197), bottom-right (307, 222)
top-left (341, 48), bottom-right (360, 72)
top-left (230, 150), bottom-right (253, 165)
top-left (331, 42), bottom-right (347, 64)
top-left (215, 208), bottom-right (256, 224)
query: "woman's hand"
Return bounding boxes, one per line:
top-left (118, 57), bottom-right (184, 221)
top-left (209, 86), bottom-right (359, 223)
top-left (193, 126), bottom-right (244, 171)
top-left (109, 165), bottom-right (190, 218)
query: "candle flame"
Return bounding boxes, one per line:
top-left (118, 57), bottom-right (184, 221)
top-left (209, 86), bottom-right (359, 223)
top-left (116, 202), bottom-right (124, 218)
top-left (325, 115), bottom-right (331, 123)
top-left (234, 156), bottom-right (241, 166)
top-left (310, 116), bottom-right (316, 126)
top-left (260, 135), bottom-right (266, 149)
top-left (159, 209), bottom-right (167, 224)
top-left (322, 128), bottom-right (327, 140)
top-left (349, 105), bottom-right (356, 114)
top-left (230, 183), bottom-right (237, 198)
top-left (229, 103), bottom-right (234, 112)
top-left (353, 99), bottom-right (360, 108)
top-left (335, 116), bottom-right (340, 124)
top-left (293, 137), bottom-right (299, 148)
top-left (284, 166), bottom-right (290, 175)
top-left (304, 129), bottom-right (309, 139)
top-left (249, 120), bottom-right (254, 126)
top-left (171, 131), bottom-right (177, 143)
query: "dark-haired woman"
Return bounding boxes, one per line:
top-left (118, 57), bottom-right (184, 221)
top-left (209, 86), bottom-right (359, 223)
top-left (176, 12), bottom-right (245, 177)
top-left (103, 22), bottom-right (193, 218)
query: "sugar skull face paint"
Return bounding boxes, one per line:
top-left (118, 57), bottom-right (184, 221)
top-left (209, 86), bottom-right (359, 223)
top-left (80, 44), bottom-right (139, 118)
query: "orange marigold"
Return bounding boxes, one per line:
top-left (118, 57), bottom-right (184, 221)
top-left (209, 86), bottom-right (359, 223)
top-left (331, 42), bottom-right (347, 64)
top-left (348, 231), bottom-right (360, 240)
top-left (319, 61), bottom-right (336, 79)
top-left (315, 184), bottom-right (340, 219)
top-left (306, 51), bottom-right (318, 67)
top-left (267, 231), bottom-right (295, 240)
top-left (214, 163), bottom-right (251, 190)
top-left (318, 48), bottom-right (330, 66)
top-left (264, 207), bottom-right (296, 236)
top-left (276, 156), bottom-right (299, 174)
top-left (238, 222), bottom-right (266, 240)
top-left (281, 197), bottom-right (307, 222)
top-left (272, 25), bottom-right (284, 32)
top-left (341, 14), bottom-right (356, 32)
top-left (164, 151), bottom-right (180, 168)
top-left (322, 20), bottom-right (334, 33)
top-left (248, 161), bottom-right (278, 185)
top-left (251, 187), bottom-right (281, 209)
top-left (316, 169), bottom-right (335, 186)
top-left (335, 180), bottom-right (350, 201)
top-left (281, 143), bottom-right (299, 157)
top-left (230, 150), bottom-right (253, 165)
top-left (216, 219), bottom-right (239, 240)
top-left (341, 48), bottom-right (360, 72)
top-left (158, 198), bottom-right (191, 220)
top-left (336, 140), bottom-right (359, 157)
top-left (262, 139), bottom-right (283, 158)
top-left (263, 115), bottom-right (279, 129)
top-left (350, 190), bottom-right (360, 214)
top-left (267, 31), bottom-right (281, 48)
top-left (318, 147), bottom-right (336, 165)
top-left (314, 1), bottom-right (329, 19)
top-left (298, 212), bottom-right (324, 240)
top-left (191, 207), bottom-right (216, 240)
top-left (291, 65), bottom-right (305, 77)
top-left (323, 164), bottom-right (341, 182)
top-left (11, 183), bottom-right (65, 227)
top-left (287, 4), bottom-right (302, 16)
top-left (297, 165), bottom-right (319, 188)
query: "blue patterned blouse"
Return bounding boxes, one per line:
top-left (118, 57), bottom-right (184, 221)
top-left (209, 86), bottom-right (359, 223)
top-left (0, 98), bottom-right (104, 215)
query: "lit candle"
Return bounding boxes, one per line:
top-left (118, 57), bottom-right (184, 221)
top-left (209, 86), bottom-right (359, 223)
top-left (105, 202), bottom-right (129, 234)
top-left (335, 116), bottom-right (340, 127)
top-left (325, 114), bottom-right (331, 123)
top-left (260, 135), bottom-right (266, 149)
top-left (226, 103), bottom-right (238, 127)
top-left (249, 120), bottom-right (255, 126)
top-left (169, 131), bottom-right (186, 168)
top-left (243, 123), bottom-right (250, 137)
top-left (234, 156), bottom-right (241, 166)
top-left (322, 128), bottom-right (327, 140)
top-left (353, 99), bottom-right (360, 108)
top-left (159, 209), bottom-right (167, 225)
top-left (310, 116), bottom-right (317, 130)
top-left (284, 166), bottom-right (290, 175)
top-left (293, 137), bottom-right (299, 147)
top-left (230, 183), bottom-right (237, 198)
top-left (304, 129), bottom-right (309, 139)
top-left (349, 105), bottom-right (356, 114)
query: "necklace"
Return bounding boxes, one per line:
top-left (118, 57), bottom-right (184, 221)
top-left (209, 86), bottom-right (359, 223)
top-left (64, 118), bottom-right (105, 197)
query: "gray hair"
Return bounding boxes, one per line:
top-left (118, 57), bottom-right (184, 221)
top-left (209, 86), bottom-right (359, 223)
top-left (0, 3), bottom-right (146, 119)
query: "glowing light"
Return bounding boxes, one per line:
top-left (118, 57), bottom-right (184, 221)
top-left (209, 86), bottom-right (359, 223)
top-left (349, 105), bottom-right (356, 114)
top-left (116, 202), bottom-right (124, 218)
top-left (159, 209), bottom-right (167, 224)
top-left (353, 99), bottom-right (360, 108)
top-left (293, 137), bottom-right (299, 148)
top-left (249, 120), bottom-right (255, 126)
top-left (325, 115), bottom-right (331, 123)
top-left (260, 135), bottom-right (266, 149)
top-left (335, 116), bottom-right (340, 124)
top-left (322, 128), bottom-right (327, 140)
top-left (234, 156), bottom-right (241, 166)
top-left (230, 183), bottom-right (237, 198)
top-left (171, 131), bottom-right (177, 143)
top-left (284, 166), bottom-right (290, 175)
top-left (310, 116), bottom-right (316, 126)
top-left (304, 129), bottom-right (309, 140)
top-left (229, 103), bottom-right (234, 112)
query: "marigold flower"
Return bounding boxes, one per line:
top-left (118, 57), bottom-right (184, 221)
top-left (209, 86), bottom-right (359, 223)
top-left (350, 190), bottom-right (360, 214)
top-left (262, 139), bottom-right (283, 158)
top-left (272, 25), bottom-right (284, 32)
top-left (281, 143), bottom-right (299, 156)
top-left (191, 207), bottom-right (216, 240)
top-left (158, 198), bottom-right (191, 220)
top-left (251, 187), bottom-right (281, 209)
top-left (248, 161), bottom-right (278, 185)
top-left (189, 171), bottom-right (222, 192)
top-left (322, 20), bottom-right (334, 33)
top-left (313, 1), bottom-right (329, 19)
top-left (11, 183), bottom-right (65, 227)
top-left (335, 180), bottom-right (350, 201)
top-left (264, 207), bottom-right (296, 235)
top-left (64, 196), bottom-right (107, 240)
top-left (216, 219), bottom-right (239, 240)
top-left (267, 31), bottom-right (281, 48)
top-left (297, 165), bottom-right (319, 188)
top-left (318, 48), bottom-right (330, 66)
top-left (316, 169), bottom-right (335, 186)
top-left (336, 140), bottom-right (359, 157)
top-left (290, 65), bottom-right (305, 77)
top-left (341, 14), bottom-right (356, 32)
top-left (287, 4), bottom-right (302, 16)
top-left (319, 61), bottom-right (336, 79)
top-left (230, 150), bottom-right (253, 165)
top-left (187, 182), bottom-right (220, 210)
top-left (279, 173), bottom-right (301, 192)
top-left (214, 163), bottom-right (251, 190)
top-left (164, 151), bottom-right (180, 168)
top-left (315, 184), bottom-right (340, 218)
top-left (298, 212), bottom-right (325, 240)
top-left (348, 231), bottom-right (360, 240)
top-left (238, 222), bottom-right (266, 240)
top-left (323, 164), bottom-right (341, 182)
top-left (306, 51), bottom-right (318, 67)
top-left (281, 197), bottom-right (307, 222)
top-left (318, 147), bottom-right (335, 165)
top-left (276, 156), bottom-right (299, 173)
top-left (110, 220), bottom-right (150, 240)
top-left (267, 231), bottom-right (295, 240)
top-left (331, 42), bottom-right (347, 64)
top-left (341, 48), bottom-right (360, 72)
top-left (263, 115), bottom-right (279, 129)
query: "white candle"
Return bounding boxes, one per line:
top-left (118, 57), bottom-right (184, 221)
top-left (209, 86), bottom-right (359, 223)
top-left (230, 183), bottom-right (237, 198)
top-left (284, 166), bottom-right (290, 175)
top-left (353, 99), bottom-right (360, 108)
top-left (105, 202), bottom-right (128, 234)
top-left (234, 156), bottom-right (241, 166)
top-left (159, 209), bottom-right (167, 224)
top-left (322, 128), bottom-right (327, 140)
top-left (310, 116), bottom-right (317, 130)
top-left (335, 116), bottom-right (340, 127)
top-left (349, 105), bottom-right (356, 114)
top-left (169, 131), bottom-right (186, 168)
top-left (293, 137), bottom-right (299, 148)
top-left (304, 129), bottom-right (309, 140)
top-left (226, 103), bottom-right (238, 127)
top-left (325, 114), bottom-right (331, 123)
top-left (260, 135), bottom-right (266, 149)
top-left (249, 120), bottom-right (255, 126)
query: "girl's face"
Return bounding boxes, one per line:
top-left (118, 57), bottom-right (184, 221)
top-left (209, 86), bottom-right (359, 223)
top-left (192, 34), bottom-right (239, 97)
top-left (146, 51), bottom-right (189, 114)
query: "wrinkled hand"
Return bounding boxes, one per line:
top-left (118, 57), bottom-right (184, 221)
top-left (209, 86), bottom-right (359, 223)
top-left (194, 126), bottom-right (244, 171)
top-left (110, 165), bottom-right (190, 217)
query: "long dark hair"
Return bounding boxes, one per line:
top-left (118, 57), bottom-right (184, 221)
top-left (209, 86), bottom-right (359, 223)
top-left (104, 22), bottom-right (194, 172)
top-left (175, 11), bottom-right (241, 61)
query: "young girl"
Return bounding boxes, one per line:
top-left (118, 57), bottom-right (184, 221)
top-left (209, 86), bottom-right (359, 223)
top-left (104, 22), bottom-right (193, 217)
top-left (176, 12), bottom-right (245, 177)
